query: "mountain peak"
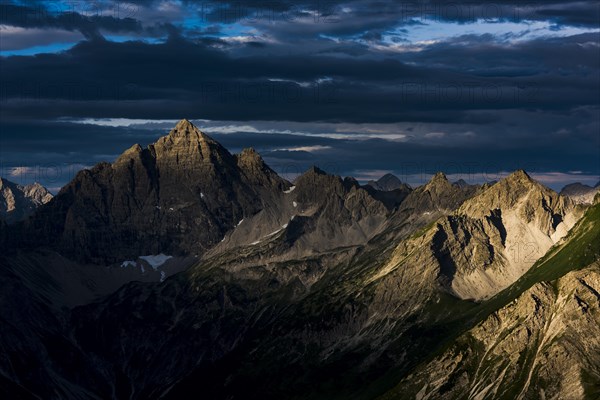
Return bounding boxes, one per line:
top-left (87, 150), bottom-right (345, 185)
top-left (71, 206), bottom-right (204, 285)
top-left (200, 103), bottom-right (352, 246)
top-left (380, 173), bottom-right (398, 181)
top-left (378, 173), bottom-right (404, 190)
top-left (152, 119), bottom-right (230, 165)
top-left (459, 169), bottom-right (562, 218)
top-left (425, 172), bottom-right (449, 188)
top-left (115, 143), bottom-right (144, 163)
top-left (504, 169), bottom-right (532, 184)
top-left (175, 118), bottom-right (194, 130)
top-left (168, 119), bottom-right (212, 143)
top-left (237, 148), bottom-right (267, 170)
top-left (560, 182), bottom-right (600, 205)
top-left (306, 166), bottom-right (327, 176)
top-left (238, 147), bottom-right (260, 160)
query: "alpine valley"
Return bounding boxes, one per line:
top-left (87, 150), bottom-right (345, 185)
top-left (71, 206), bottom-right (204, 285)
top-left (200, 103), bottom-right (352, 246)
top-left (1, 120), bottom-right (599, 400)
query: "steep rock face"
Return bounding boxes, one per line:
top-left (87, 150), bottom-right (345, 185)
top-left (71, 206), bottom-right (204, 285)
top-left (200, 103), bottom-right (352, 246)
top-left (560, 182), bottom-right (600, 204)
top-left (0, 178), bottom-right (53, 223)
top-left (207, 166), bottom-right (393, 259)
top-left (437, 170), bottom-right (579, 300)
top-left (379, 200), bottom-right (600, 400)
top-left (363, 174), bottom-right (413, 210)
top-left (1, 166), bottom-right (593, 400)
top-left (15, 120), bottom-right (290, 263)
top-left (383, 263), bottom-right (600, 400)
top-left (288, 167), bottom-right (390, 250)
top-left (368, 171), bottom-right (581, 302)
top-left (60, 170), bottom-right (487, 400)
top-left (391, 172), bottom-right (480, 226)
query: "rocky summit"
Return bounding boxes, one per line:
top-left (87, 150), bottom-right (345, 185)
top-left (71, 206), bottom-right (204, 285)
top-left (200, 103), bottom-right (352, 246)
top-left (8, 119), bottom-right (290, 263)
top-left (0, 178), bottom-right (53, 223)
top-left (0, 120), bottom-right (598, 400)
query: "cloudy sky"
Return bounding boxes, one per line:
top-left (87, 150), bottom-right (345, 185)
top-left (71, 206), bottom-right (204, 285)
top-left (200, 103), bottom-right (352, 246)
top-left (0, 0), bottom-right (598, 191)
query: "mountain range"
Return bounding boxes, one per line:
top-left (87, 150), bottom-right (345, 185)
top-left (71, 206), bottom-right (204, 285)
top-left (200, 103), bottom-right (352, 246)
top-left (0, 120), bottom-right (598, 400)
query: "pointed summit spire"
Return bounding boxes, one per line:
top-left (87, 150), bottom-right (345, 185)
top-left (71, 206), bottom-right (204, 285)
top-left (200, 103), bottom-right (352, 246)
top-left (425, 172), bottom-right (449, 189)
top-left (151, 119), bottom-right (230, 164)
top-left (506, 169), bottom-right (532, 181)
top-left (168, 119), bottom-right (212, 143)
top-left (115, 143), bottom-right (143, 164)
top-left (237, 147), bottom-right (265, 169)
top-left (306, 166), bottom-right (326, 175)
top-left (431, 172), bottom-right (448, 181)
top-left (501, 169), bottom-right (535, 188)
top-left (175, 118), bottom-right (194, 130)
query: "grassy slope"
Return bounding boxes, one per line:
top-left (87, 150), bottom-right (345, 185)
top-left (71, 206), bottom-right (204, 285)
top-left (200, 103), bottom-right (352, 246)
top-left (378, 200), bottom-right (600, 399)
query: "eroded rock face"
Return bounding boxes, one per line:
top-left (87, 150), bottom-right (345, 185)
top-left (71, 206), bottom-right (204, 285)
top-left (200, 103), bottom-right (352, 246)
top-left (0, 178), bottom-right (53, 223)
top-left (13, 119), bottom-right (290, 263)
top-left (1, 122), bottom-right (597, 400)
top-left (366, 171), bottom-right (583, 302)
top-left (436, 170), bottom-right (579, 300)
top-left (289, 167), bottom-right (390, 249)
top-left (212, 166), bottom-right (393, 260)
top-left (383, 263), bottom-right (600, 400)
top-left (398, 172), bottom-right (480, 218)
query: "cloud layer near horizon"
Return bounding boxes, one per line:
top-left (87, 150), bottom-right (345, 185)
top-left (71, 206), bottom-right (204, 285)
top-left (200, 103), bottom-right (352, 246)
top-left (0, 0), bottom-right (598, 191)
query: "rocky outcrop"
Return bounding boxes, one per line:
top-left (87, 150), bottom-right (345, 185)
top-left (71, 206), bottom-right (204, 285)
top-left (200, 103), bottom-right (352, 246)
top-left (363, 174), bottom-right (413, 210)
top-left (434, 170), bottom-right (580, 300)
top-left (0, 178), bottom-right (52, 223)
top-left (399, 173), bottom-right (479, 215)
top-left (367, 171), bottom-right (582, 302)
top-left (212, 166), bottom-right (392, 259)
top-left (380, 198), bottom-right (600, 400)
top-left (560, 182), bottom-right (600, 204)
top-left (382, 263), bottom-right (600, 400)
top-left (12, 120), bottom-right (290, 263)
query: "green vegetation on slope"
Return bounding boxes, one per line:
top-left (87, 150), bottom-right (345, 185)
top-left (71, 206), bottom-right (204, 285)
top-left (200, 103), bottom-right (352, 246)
top-left (478, 200), bottom-right (600, 322)
top-left (378, 201), bottom-right (600, 400)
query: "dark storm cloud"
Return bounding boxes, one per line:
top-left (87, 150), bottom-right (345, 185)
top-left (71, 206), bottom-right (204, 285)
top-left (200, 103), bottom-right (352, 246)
top-left (0, 2), bottom-right (144, 40)
top-left (171, 0), bottom-right (600, 29)
top-left (1, 31), bottom-right (598, 123)
top-left (0, 0), bottom-right (598, 190)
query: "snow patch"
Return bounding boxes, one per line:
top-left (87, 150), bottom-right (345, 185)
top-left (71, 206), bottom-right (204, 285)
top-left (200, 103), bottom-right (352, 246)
top-left (237, 219), bottom-right (244, 226)
top-left (266, 228), bottom-right (282, 237)
top-left (155, 206), bottom-right (161, 210)
top-left (139, 254), bottom-right (173, 270)
top-left (160, 271), bottom-right (166, 282)
top-left (293, 201), bottom-right (298, 208)
top-left (284, 186), bottom-right (296, 194)
top-left (200, 192), bottom-right (205, 199)
top-left (140, 265), bottom-right (145, 273)
top-left (250, 223), bottom-right (290, 246)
